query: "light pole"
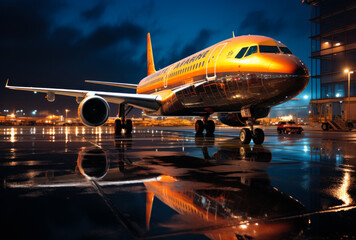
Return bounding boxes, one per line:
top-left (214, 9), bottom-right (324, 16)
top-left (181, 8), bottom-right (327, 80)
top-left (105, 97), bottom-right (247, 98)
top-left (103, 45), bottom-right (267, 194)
top-left (344, 69), bottom-right (354, 122)
top-left (65, 109), bottom-right (70, 123)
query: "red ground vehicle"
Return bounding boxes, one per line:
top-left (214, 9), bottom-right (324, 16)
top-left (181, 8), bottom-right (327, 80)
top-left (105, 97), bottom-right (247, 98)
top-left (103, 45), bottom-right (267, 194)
top-left (277, 121), bottom-right (303, 134)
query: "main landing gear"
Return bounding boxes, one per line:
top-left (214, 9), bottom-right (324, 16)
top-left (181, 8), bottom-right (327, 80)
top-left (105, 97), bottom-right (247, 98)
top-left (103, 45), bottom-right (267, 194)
top-left (115, 104), bottom-right (133, 135)
top-left (195, 115), bottom-right (215, 135)
top-left (239, 119), bottom-right (264, 145)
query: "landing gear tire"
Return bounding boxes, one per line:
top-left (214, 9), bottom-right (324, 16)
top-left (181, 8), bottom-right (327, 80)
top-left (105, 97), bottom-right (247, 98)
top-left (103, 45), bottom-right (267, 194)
top-left (195, 120), bottom-right (204, 135)
top-left (347, 123), bottom-right (353, 131)
top-left (205, 120), bottom-right (215, 135)
top-left (125, 119), bottom-right (132, 134)
top-left (252, 128), bottom-right (264, 145)
top-left (115, 119), bottom-right (122, 134)
top-left (321, 123), bottom-right (329, 131)
top-left (240, 128), bottom-right (252, 144)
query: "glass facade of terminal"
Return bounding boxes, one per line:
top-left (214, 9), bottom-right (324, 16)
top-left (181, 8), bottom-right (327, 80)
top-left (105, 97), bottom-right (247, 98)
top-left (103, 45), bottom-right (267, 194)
top-left (305, 0), bottom-right (356, 99)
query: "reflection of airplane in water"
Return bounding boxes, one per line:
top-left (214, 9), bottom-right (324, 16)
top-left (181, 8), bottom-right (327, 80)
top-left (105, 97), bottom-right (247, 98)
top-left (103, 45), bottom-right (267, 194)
top-left (6, 138), bottom-right (308, 239)
top-left (144, 176), bottom-right (306, 240)
top-left (81, 139), bottom-right (307, 239)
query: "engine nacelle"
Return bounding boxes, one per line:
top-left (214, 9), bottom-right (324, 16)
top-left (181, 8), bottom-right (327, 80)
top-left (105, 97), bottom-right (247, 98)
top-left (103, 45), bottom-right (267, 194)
top-left (218, 107), bottom-right (270, 127)
top-left (218, 112), bottom-right (248, 126)
top-left (46, 92), bottom-right (55, 102)
top-left (77, 149), bottom-right (109, 180)
top-left (78, 96), bottom-right (110, 127)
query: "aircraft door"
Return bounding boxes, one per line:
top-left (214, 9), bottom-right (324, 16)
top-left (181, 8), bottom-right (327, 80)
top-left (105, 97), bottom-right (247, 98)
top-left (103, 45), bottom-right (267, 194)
top-left (332, 102), bottom-right (342, 120)
top-left (163, 66), bottom-right (174, 88)
top-left (206, 43), bottom-right (227, 81)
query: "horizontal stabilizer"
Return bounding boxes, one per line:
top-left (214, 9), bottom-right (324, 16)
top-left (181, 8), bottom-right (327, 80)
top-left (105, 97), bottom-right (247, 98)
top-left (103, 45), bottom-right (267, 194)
top-left (85, 80), bottom-right (138, 89)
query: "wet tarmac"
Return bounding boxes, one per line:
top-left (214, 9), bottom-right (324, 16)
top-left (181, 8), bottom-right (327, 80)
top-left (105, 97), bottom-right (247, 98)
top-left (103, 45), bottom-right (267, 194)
top-left (1, 125), bottom-right (356, 240)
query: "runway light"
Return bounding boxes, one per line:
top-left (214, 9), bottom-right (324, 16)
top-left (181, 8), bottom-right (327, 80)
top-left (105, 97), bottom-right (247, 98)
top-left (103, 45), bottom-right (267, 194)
top-left (240, 224), bottom-right (247, 229)
top-left (335, 42), bottom-right (341, 46)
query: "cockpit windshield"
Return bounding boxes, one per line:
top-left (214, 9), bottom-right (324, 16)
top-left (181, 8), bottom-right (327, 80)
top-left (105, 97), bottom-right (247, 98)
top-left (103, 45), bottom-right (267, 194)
top-left (235, 44), bottom-right (292, 59)
top-left (279, 46), bottom-right (293, 54)
top-left (259, 45), bottom-right (280, 53)
top-left (235, 47), bottom-right (248, 59)
top-left (244, 45), bottom-right (258, 57)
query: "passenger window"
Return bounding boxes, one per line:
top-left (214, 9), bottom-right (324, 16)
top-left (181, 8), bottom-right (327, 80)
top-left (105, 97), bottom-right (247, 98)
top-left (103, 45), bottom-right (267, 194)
top-left (235, 47), bottom-right (248, 59)
top-left (244, 45), bottom-right (258, 57)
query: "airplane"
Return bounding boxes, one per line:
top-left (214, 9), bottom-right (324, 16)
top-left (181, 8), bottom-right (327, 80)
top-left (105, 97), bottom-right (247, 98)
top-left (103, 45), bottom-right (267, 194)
top-left (6, 33), bottom-right (309, 144)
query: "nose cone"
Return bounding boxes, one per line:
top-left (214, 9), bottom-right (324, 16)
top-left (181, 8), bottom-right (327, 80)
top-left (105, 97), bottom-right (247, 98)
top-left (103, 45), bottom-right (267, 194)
top-left (269, 55), bottom-right (309, 92)
top-left (268, 55), bottom-right (309, 77)
top-left (292, 58), bottom-right (310, 80)
top-left (264, 55), bottom-right (309, 105)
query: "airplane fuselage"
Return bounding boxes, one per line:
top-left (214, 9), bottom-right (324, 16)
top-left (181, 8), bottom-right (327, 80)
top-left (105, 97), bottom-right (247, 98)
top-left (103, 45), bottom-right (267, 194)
top-left (137, 35), bottom-right (309, 116)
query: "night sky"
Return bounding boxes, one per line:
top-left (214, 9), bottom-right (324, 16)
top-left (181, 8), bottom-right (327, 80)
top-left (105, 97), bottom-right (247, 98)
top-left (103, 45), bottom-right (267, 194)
top-left (0, 0), bottom-right (310, 117)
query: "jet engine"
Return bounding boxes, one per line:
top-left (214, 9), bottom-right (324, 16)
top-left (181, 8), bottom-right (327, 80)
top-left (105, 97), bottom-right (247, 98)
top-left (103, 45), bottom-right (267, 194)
top-left (78, 96), bottom-right (110, 127)
top-left (218, 107), bottom-right (270, 127)
top-left (77, 149), bottom-right (109, 180)
top-left (218, 112), bottom-right (248, 126)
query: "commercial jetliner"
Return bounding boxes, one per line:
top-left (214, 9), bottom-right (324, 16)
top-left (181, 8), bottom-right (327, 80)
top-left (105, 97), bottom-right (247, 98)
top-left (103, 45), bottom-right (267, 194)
top-left (6, 33), bottom-right (309, 144)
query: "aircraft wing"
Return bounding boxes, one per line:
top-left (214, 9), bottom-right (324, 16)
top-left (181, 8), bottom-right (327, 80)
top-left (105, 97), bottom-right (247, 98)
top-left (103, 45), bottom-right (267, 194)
top-left (5, 82), bottom-right (161, 111)
top-left (85, 80), bottom-right (138, 89)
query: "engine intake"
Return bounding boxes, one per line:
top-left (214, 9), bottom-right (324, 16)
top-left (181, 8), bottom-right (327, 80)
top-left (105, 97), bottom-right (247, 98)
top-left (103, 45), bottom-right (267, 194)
top-left (78, 96), bottom-right (110, 127)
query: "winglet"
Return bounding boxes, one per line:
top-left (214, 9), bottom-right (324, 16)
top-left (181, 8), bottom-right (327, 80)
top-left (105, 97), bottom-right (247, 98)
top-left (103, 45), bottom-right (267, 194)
top-left (147, 33), bottom-right (156, 76)
top-left (232, 31), bottom-right (235, 38)
top-left (5, 78), bottom-right (9, 87)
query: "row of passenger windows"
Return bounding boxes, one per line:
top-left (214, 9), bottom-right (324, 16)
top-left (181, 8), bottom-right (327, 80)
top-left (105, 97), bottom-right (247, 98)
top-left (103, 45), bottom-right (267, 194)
top-left (235, 45), bottom-right (293, 59)
top-left (169, 61), bottom-right (205, 78)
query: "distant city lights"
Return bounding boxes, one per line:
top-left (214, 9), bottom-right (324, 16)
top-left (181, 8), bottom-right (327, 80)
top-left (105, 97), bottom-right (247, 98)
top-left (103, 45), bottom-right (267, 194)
top-left (280, 115), bottom-right (293, 121)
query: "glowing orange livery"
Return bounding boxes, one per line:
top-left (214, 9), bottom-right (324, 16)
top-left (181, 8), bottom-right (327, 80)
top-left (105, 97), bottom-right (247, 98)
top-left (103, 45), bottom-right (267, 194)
top-left (6, 33), bottom-right (309, 144)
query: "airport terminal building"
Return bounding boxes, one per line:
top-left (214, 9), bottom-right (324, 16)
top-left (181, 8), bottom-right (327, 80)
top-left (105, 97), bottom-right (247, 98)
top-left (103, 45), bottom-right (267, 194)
top-left (303, 0), bottom-right (356, 127)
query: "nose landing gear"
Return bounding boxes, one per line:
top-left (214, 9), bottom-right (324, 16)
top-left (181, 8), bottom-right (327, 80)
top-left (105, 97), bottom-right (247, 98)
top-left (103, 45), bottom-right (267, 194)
top-left (240, 119), bottom-right (264, 145)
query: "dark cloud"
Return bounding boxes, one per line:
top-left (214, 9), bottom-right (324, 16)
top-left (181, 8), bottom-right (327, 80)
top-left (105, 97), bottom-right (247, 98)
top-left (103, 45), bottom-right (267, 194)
top-left (237, 9), bottom-right (309, 39)
top-left (179, 29), bottom-right (213, 59)
top-left (0, 0), bottom-right (63, 41)
top-left (238, 10), bottom-right (285, 36)
top-left (0, 1), bottom-right (148, 114)
top-left (81, 3), bottom-right (106, 20)
top-left (82, 21), bottom-right (145, 50)
top-left (157, 29), bottom-right (213, 68)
